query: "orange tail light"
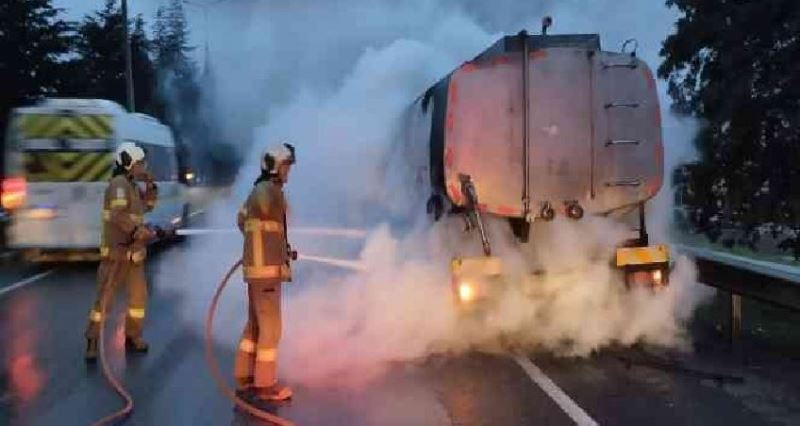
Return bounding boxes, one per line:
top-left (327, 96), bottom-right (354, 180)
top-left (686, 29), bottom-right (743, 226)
top-left (2, 177), bottom-right (27, 210)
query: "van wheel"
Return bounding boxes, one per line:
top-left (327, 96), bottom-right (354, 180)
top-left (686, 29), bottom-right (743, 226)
top-left (176, 204), bottom-right (190, 243)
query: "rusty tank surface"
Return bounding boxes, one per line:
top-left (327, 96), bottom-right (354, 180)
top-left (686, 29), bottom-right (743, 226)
top-left (393, 24), bottom-right (669, 302)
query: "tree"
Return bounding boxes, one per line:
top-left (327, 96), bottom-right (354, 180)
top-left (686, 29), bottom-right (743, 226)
top-left (660, 0), bottom-right (800, 242)
top-left (67, 0), bottom-right (126, 103)
top-left (153, 0), bottom-right (198, 117)
top-left (154, 0), bottom-right (216, 180)
top-left (64, 1), bottom-right (159, 116)
top-left (152, 0), bottom-right (200, 125)
top-left (0, 0), bottom-right (72, 175)
top-left (131, 15), bottom-right (159, 117)
top-left (153, 0), bottom-right (195, 81)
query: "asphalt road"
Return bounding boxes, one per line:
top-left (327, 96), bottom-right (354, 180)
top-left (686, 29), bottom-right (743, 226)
top-left (2, 238), bottom-right (800, 425)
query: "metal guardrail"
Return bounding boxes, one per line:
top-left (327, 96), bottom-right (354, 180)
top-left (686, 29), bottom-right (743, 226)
top-left (677, 245), bottom-right (800, 312)
top-left (677, 244), bottom-right (800, 341)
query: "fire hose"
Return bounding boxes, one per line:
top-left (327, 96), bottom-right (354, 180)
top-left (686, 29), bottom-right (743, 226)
top-left (204, 259), bottom-right (295, 426)
top-left (92, 260), bottom-right (134, 426)
top-left (204, 255), bottom-right (365, 425)
top-left (91, 225), bottom-right (364, 425)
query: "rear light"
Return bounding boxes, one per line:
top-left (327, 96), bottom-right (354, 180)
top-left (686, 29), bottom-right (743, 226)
top-left (626, 269), bottom-right (668, 288)
top-left (458, 281), bottom-right (477, 303)
top-left (2, 177), bottom-right (26, 210)
top-left (652, 270), bottom-right (663, 286)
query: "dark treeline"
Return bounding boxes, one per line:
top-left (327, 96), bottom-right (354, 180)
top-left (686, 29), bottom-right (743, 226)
top-left (0, 0), bottom-right (238, 185)
top-left (660, 0), bottom-right (800, 253)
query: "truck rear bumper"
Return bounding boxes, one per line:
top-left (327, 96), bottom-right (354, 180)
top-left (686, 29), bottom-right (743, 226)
top-left (451, 244), bottom-right (672, 307)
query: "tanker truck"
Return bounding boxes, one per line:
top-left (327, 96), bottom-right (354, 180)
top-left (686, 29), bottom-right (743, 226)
top-left (392, 24), bottom-right (669, 306)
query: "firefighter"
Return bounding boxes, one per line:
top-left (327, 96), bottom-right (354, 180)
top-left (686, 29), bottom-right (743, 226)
top-left (234, 142), bottom-right (296, 402)
top-left (85, 142), bottom-right (159, 360)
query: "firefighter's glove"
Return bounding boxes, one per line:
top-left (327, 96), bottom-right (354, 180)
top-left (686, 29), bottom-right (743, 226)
top-left (154, 226), bottom-right (167, 240)
top-left (133, 225), bottom-right (157, 242)
top-left (158, 227), bottom-right (177, 240)
top-left (149, 225), bottom-right (175, 240)
top-left (136, 170), bottom-right (155, 184)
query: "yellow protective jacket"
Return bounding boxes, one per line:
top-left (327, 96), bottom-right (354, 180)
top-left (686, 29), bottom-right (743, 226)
top-left (99, 174), bottom-right (158, 263)
top-left (238, 179), bottom-right (291, 284)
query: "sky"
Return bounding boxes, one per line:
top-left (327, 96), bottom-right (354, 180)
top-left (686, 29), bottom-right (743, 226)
top-left (53, 1), bottom-right (683, 85)
top-left (56, 0), bottom-right (164, 22)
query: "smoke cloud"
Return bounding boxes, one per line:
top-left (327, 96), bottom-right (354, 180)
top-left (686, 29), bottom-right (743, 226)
top-left (194, 0), bottom-right (712, 388)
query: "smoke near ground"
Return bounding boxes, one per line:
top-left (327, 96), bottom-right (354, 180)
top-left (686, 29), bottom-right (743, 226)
top-left (194, 0), bottom-right (712, 388)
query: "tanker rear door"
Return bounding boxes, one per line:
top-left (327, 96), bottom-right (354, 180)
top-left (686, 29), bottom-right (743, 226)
top-left (444, 56), bottom-right (525, 216)
top-left (527, 48), bottom-right (593, 211)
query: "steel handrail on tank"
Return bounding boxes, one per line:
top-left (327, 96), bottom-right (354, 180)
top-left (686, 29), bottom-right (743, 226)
top-left (621, 39), bottom-right (639, 57)
top-left (605, 139), bottom-right (642, 147)
top-left (459, 174), bottom-right (492, 256)
top-left (588, 49), bottom-right (597, 199)
top-left (521, 29), bottom-right (532, 220)
top-left (605, 178), bottom-right (642, 187)
top-left (602, 39), bottom-right (638, 69)
top-left (604, 101), bottom-right (640, 109)
top-left (602, 61), bottom-right (638, 69)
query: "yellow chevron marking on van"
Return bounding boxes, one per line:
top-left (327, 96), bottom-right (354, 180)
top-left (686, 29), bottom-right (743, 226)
top-left (18, 114), bottom-right (113, 139)
top-left (23, 152), bottom-right (113, 182)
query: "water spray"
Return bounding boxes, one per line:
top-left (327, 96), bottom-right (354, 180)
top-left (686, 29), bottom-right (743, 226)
top-left (173, 227), bottom-right (367, 270)
top-left (175, 227), bottom-right (368, 239)
top-left (297, 254), bottom-right (365, 271)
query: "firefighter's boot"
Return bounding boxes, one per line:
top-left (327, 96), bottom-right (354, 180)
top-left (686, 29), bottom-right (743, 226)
top-left (236, 376), bottom-right (255, 391)
top-left (85, 338), bottom-right (98, 362)
top-left (125, 337), bottom-right (149, 353)
top-left (255, 383), bottom-right (293, 402)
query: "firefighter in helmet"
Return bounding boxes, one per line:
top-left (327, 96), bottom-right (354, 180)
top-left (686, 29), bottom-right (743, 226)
top-left (85, 142), bottom-right (159, 360)
top-left (234, 142), bottom-right (296, 401)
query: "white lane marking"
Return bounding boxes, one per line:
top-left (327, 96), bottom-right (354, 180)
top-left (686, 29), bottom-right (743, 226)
top-left (514, 354), bottom-right (599, 426)
top-left (0, 270), bottom-right (55, 298)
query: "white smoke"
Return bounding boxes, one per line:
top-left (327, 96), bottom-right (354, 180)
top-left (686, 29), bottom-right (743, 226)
top-left (193, 0), bottom-right (712, 388)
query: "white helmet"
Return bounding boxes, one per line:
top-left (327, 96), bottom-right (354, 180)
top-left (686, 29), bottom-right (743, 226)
top-left (261, 142), bottom-right (296, 173)
top-left (115, 142), bottom-right (146, 170)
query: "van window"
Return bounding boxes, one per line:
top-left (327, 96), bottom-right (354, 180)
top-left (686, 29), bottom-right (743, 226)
top-left (141, 145), bottom-right (177, 181)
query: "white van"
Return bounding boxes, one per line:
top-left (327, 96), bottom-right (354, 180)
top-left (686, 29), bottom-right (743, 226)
top-left (3, 98), bottom-right (189, 261)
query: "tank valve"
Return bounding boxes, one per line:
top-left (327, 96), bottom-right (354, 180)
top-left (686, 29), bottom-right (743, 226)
top-left (565, 202), bottom-right (584, 220)
top-left (540, 203), bottom-right (555, 221)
